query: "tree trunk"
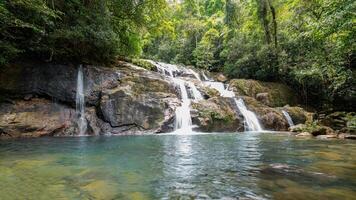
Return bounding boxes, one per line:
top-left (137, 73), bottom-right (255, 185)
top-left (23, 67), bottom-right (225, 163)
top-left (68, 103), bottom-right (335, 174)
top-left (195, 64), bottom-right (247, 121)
top-left (268, 0), bottom-right (278, 48)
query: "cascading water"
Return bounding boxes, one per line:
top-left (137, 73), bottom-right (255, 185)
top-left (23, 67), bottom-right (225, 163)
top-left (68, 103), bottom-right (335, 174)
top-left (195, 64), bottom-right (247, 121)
top-left (173, 79), bottom-right (193, 133)
top-left (189, 69), bottom-right (201, 81)
top-left (204, 80), bottom-right (263, 131)
top-left (150, 60), bottom-right (263, 133)
top-left (76, 65), bottom-right (87, 135)
top-left (235, 99), bottom-right (263, 131)
top-left (150, 62), bottom-right (199, 133)
top-left (282, 110), bottom-right (294, 127)
top-left (204, 82), bottom-right (235, 98)
top-left (188, 82), bottom-right (203, 100)
top-left (202, 72), bottom-right (210, 81)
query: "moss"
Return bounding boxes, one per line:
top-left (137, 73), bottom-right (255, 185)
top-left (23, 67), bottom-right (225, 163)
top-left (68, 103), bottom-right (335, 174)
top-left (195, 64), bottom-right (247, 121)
top-left (130, 59), bottom-right (155, 71)
top-left (284, 106), bottom-right (310, 124)
top-left (229, 79), bottom-right (298, 107)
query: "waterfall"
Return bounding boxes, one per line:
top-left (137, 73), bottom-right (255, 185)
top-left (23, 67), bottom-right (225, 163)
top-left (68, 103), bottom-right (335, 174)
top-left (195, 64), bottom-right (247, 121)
top-left (204, 80), bottom-right (263, 131)
top-left (235, 99), bottom-right (263, 131)
top-left (149, 60), bottom-right (263, 133)
top-left (173, 79), bottom-right (192, 133)
top-left (204, 82), bottom-right (235, 98)
top-left (189, 69), bottom-right (201, 81)
top-left (150, 61), bottom-right (195, 133)
top-left (202, 72), bottom-right (210, 81)
top-left (188, 82), bottom-right (203, 100)
top-left (282, 110), bottom-right (294, 127)
top-left (76, 65), bottom-right (87, 135)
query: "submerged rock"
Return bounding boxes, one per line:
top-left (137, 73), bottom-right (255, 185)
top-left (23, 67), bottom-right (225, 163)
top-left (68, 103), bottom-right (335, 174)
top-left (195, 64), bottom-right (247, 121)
top-left (191, 97), bottom-right (243, 132)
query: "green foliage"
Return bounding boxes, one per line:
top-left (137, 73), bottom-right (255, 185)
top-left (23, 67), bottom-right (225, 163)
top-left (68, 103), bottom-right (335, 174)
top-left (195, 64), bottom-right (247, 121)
top-left (0, 0), bottom-right (167, 65)
top-left (144, 0), bottom-right (355, 110)
top-left (130, 59), bottom-right (155, 71)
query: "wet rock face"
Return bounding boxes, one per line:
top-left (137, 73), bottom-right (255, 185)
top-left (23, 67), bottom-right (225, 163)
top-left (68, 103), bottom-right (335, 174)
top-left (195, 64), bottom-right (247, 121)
top-left (98, 64), bottom-right (180, 134)
top-left (191, 97), bottom-right (244, 132)
top-left (0, 61), bottom-right (180, 137)
top-left (0, 62), bottom-right (119, 106)
top-left (0, 98), bottom-right (77, 138)
top-left (99, 89), bottom-right (179, 133)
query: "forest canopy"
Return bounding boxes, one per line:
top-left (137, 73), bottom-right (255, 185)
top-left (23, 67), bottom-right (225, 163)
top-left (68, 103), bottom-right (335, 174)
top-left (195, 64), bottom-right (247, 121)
top-left (143, 0), bottom-right (355, 110)
top-left (0, 0), bottom-right (166, 64)
top-left (0, 0), bottom-right (355, 110)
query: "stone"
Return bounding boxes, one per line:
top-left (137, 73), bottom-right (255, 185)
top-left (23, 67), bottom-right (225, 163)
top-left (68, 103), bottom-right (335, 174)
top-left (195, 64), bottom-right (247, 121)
top-left (296, 132), bottom-right (312, 137)
top-left (216, 74), bottom-right (228, 82)
top-left (289, 124), bottom-right (307, 132)
top-left (0, 98), bottom-right (77, 139)
top-left (316, 135), bottom-right (337, 139)
top-left (256, 92), bottom-right (270, 105)
top-left (191, 97), bottom-right (243, 132)
top-left (344, 134), bottom-right (356, 140)
top-left (283, 106), bottom-right (313, 125)
top-left (310, 126), bottom-right (334, 136)
top-left (98, 65), bottom-right (180, 134)
top-left (229, 79), bottom-right (299, 107)
top-left (320, 112), bottom-right (356, 133)
top-left (242, 96), bottom-right (289, 131)
top-left (0, 62), bottom-right (120, 106)
top-left (0, 61), bottom-right (182, 137)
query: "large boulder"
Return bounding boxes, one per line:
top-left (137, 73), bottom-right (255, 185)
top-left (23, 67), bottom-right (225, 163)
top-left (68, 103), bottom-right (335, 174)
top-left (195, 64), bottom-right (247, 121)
top-left (289, 123), bottom-right (335, 136)
top-left (229, 79), bottom-right (298, 107)
top-left (0, 98), bottom-right (77, 139)
top-left (191, 97), bottom-right (243, 132)
top-left (319, 112), bottom-right (356, 134)
top-left (98, 63), bottom-right (180, 134)
top-left (282, 106), bottom-right (313, 125)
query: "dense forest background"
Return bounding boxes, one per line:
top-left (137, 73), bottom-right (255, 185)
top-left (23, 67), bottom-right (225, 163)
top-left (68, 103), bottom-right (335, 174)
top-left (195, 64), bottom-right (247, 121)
top-left (0, 0), bottom-right (355, 110)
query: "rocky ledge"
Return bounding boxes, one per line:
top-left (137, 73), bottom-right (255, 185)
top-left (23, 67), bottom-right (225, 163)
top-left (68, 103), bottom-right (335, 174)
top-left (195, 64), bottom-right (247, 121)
top-left (0, 59), bottom-right (352, 139)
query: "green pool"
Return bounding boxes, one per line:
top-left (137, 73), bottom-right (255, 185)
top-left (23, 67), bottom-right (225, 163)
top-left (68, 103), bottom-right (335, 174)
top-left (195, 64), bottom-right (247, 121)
top-left (0, 133), bottom-right (355, 199)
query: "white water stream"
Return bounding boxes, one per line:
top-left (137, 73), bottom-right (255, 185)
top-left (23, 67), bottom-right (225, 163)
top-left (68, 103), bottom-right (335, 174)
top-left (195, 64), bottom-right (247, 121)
top-left (282, 110), bottom-right (294, 127)
top-left (76, 65), bottom-right (87, 135)
top-left (151, 61), bottom-right (263, 133)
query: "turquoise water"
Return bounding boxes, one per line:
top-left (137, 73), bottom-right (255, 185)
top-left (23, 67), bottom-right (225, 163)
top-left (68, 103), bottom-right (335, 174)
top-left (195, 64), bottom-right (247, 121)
top-left (0, 133), bottom-right (355, 199)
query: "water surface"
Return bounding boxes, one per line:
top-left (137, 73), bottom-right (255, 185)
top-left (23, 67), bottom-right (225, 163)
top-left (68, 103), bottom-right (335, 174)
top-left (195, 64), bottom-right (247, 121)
top-left (0, 133), bottom-right (355, 199)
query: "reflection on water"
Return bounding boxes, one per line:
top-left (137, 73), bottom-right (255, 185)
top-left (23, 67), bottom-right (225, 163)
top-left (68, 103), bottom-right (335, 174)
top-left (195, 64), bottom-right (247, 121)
top-left (0, 133), bottom-right (355, 199)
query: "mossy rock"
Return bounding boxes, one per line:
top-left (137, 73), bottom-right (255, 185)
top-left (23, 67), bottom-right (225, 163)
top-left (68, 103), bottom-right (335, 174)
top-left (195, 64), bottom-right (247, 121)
top-left (283, 106), bottom-right (313, 125)
top-left (129, 59), bottom-right (156, 71)
top-left (320, 112), bottom-right (356, 133)
top-left (291, 122), bottom-right (335, 136)
top-left (198, 85), bottom-right (220, 99)
top-left (191, 97), bottom-right (243, 132)
top-left (229, 79), bottom-right (298, 107)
